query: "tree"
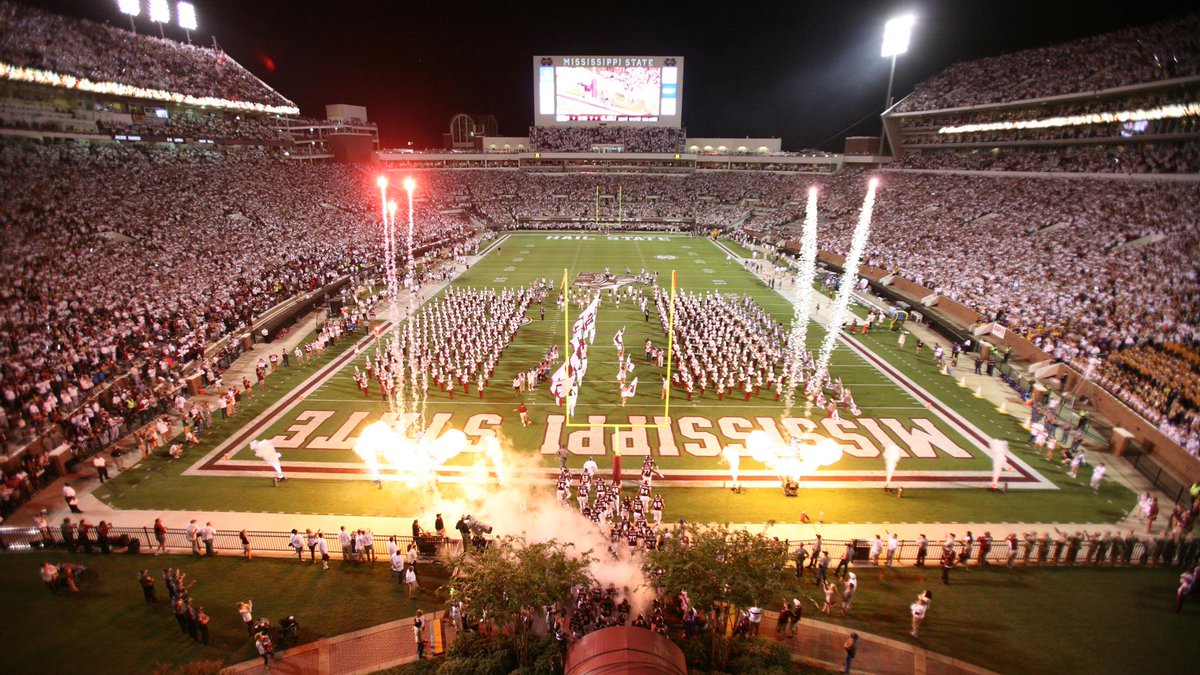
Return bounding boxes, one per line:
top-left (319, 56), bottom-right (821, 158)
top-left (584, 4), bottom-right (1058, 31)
top-left (644, 524), bottom-right (792, 669)
top-left (448, 536), bottom-right (593, 666)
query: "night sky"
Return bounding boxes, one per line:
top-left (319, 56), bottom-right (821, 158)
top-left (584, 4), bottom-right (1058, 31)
top-left (24, 0), bottom-right (1196, 149)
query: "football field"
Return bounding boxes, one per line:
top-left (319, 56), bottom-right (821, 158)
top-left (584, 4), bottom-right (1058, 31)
top-left (100, 234), bottom-right (1132, 524)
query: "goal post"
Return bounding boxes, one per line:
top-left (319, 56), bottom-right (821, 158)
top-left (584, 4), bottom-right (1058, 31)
top-left (560, 267), bottom-right (676, 429)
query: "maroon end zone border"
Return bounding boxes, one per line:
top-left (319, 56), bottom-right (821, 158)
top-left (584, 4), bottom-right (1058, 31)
top-left (198, 323), bottom-right (1042, 485)
top-left (200, 322), bottom-right (393, 471)
top-left (838, 333), bottom-right (1040, 485)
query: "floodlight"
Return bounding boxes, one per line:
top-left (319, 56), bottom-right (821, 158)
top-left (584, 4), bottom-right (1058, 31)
top-left (149, 0), bottom-right (170, 23)
top-left (117, 0), bottom-right (141, 17)
top-left (376, 176), bottom-right (388, 189)
top-left (387, 201), bottom-right (398, 216)
top-left (177, 2), bottom-right (197, 31)
top-left (808, 186), bottom-right (818, 197)
top-left (869, 177), bottom-right (880, 188)
top-left (881, 15), bottom-right (916, 57)
top-left (403, 177), bottom-right (416, 193)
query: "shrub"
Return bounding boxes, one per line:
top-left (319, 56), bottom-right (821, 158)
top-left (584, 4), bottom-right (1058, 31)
top-left (728, 637), bottom-right (792, 673)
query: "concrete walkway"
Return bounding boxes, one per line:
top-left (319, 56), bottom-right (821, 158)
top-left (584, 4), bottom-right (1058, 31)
top-left (222, 610), bottom-right (454, 675)
top-left (217, 604), bottom-right (997, 675)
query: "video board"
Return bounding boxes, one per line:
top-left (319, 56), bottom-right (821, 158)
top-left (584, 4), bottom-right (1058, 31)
top-left (533, 56), bottom-right (683, 127)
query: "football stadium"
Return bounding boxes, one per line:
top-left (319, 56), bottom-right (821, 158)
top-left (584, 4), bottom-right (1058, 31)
top-left (0, 2), bottom-right (1198, 673)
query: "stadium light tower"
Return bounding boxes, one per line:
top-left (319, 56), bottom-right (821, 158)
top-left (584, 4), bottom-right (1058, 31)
top-left (117, 0), bottom-right (140, 32)
top-left (880, 14), bottom-right (916, 156)
top-left (177, 2), bottom-right (198, 44)
top-left (149, 0), bottom-right (170, 38)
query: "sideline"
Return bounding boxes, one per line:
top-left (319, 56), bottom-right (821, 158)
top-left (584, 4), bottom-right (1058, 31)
top-left (187, 239), bottom-right (502, 476)
top-left (187, 234), bottom-right (1052, 488)
top-left (736, 237), bottom-right (1054, 490)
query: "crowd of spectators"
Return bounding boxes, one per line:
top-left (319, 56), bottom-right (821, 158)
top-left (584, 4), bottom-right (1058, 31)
top-left (530, 126), bottom-right (685, 153)
top-left (895, 13), bottom-right (1200, 112)
top-left (431, 165), bottom-right (1197, 450)
top-left (95, 113), bottom-right (290, 143)
top-left (0, 2), bottom-right (294, 109)
top-left (1097, 344), bottom-right (1200, 455)
top-left (896, 89), bottom-right (1199, 137)
top-left (418, 169), bottom-right (803, 230)
top-left (386, 166), bottom-right (1200, 451)
top-left (0, 139), bottom-right (473, 463)
top-left (748, 169), bottom-right (1200, 451)
top-left (895, 141), bottom-right (1199, 174)
top-left (2, 133), bottom-right (1196, 460)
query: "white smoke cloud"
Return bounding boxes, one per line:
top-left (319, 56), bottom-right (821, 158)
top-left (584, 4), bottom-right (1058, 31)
top-left (815, 179), bottom-right (878, 377)
top-left (883, 443), bottom-right (902, 487)
top-left (249, 439), bottom-right (283, 478)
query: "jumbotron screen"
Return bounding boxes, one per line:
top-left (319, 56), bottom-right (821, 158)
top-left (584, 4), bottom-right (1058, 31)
top-left (533, 56), bottom-right (684, 127)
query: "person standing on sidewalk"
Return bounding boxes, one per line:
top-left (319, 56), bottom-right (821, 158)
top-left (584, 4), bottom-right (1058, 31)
top-left (978, 531), bottom-right (993, 566)
top-left (306, 529), bottom-right (320, 563)
top-left (97, 520), bottom-right (111, 554)
top-left (186, 520), bottom-right (200, 556)
top-left (794, 543), bottom-right (808, 579)
top-left (316, 531), bottom-right (330, 570)
top-left (916, 534), bottom-right (928, 567)
top-left (290, 529), bottom-right (304, 561)
top-left (201, 522), bottom-right (216, 556)
top-left (62, 482), bottom-right (82, 514)
top-left (339, 526), bottom-right (354, 561)
top-left (153, 518), bottom-right (167, 554)
top-left (834, 542), bottom-right (853, 578)
top-left (363, 529), bottom-right (376, 562)
top-left (92, 454), bottom-right (109, 483)
top-left (414, 610), bottom-right (427, 659)
top-left (59, 514), bottom-right (76, 552)
top-left (240, 529), bottom-right (252, 560)
top-left (843, 633), bottom-right (859, 674)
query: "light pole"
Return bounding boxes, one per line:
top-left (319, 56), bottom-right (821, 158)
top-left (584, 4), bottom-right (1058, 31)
top-left (149, 0), bottom-right (170, 39)
top-left (117, 0), bottom-right (139, 32)
top-left (880, 14), bottom-right (916, 157)
top-left (178, 2), bottom-right (199, 45)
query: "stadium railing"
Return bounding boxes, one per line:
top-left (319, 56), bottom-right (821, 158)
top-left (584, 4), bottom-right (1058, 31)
top-left (0, 525), bottom-right (459, 561)
top-left (1125, 444), bottom-right (1190, 506)
top-left (1, 527), bottom-right (1193, 570)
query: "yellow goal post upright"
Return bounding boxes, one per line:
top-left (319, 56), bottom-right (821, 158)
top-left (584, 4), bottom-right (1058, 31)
top-left (559, 267), bottom-right (677, 436)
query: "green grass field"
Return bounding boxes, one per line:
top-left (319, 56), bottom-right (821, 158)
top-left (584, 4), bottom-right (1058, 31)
top-left (100, 234), bottom-right (1131, 524)
top-left (3, 551), bottom-right (442, 674)
top-left (5, 552), bottom-right (1196, 674)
